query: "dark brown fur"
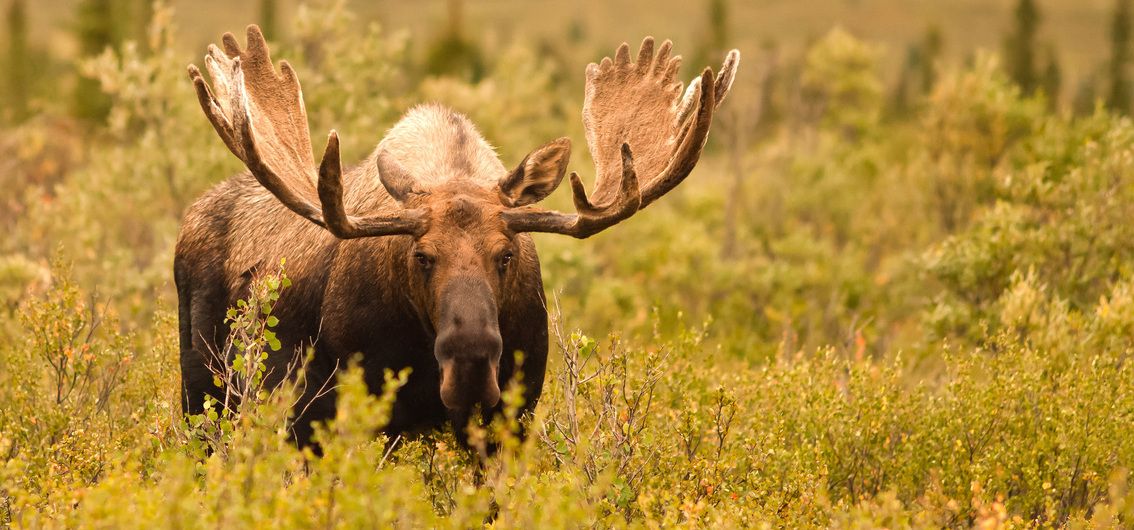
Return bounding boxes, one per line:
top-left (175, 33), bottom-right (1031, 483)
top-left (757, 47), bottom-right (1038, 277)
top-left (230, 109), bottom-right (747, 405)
top-left (176, 106), bottom-right (554, 447)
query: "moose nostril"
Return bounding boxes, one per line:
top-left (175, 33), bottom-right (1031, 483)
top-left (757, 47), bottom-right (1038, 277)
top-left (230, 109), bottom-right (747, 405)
top-left (436, 329), bottom-right (502, 358)
top-left (452, 315), bottom-right (463, 328)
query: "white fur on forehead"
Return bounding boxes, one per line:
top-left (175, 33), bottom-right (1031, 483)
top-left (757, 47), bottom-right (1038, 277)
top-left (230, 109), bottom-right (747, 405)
top-left (371, 104), bottom-right (506, 189)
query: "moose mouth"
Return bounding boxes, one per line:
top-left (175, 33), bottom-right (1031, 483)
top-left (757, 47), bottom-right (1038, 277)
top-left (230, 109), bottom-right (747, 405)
top-left (438, 358), bottom-right (501, 410)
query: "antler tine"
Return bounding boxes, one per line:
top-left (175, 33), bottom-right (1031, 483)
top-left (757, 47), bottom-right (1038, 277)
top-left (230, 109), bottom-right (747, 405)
top-left (640, 67), bottom-right (715, 209)
top-left (677, 49), bottom-right (739, 125)
top-left (317, 132), bottom-right (428, 238)
top-left (189, 24), bottom-right (425, 239)
top-left (317, 131), bottom-right (348, 232)
top-left (503, 39), bottom-right (738, 238)
top-left (188, 64), bottom-right (241, 159)
top-left (567, 143), bottom-right (640, 220)
top-left (502, 143), bottom-right (640, 238)
top-left (715, 49), bottom-right (741, 103)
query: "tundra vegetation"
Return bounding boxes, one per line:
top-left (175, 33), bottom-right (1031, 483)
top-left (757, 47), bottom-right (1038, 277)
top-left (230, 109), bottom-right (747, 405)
top-left (2, 0), bottom-right (1134, 528)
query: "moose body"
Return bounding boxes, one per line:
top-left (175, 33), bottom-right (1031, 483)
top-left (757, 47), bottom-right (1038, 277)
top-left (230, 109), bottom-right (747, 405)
top-left (177, 26), bottom-right (738, 447)
top-left (177, 106), bottom-right (551, 444)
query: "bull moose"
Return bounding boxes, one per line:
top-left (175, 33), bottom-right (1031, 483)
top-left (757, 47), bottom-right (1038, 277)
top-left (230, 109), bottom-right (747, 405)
top-left (176, 25), bottom-right (739, 447)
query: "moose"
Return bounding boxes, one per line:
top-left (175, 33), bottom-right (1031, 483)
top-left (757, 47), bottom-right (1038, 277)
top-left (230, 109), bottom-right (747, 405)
top-left (176, 25), bottom-right (739, 447)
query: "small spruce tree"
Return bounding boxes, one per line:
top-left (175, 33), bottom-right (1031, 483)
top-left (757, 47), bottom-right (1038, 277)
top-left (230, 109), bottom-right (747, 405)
top-left (758, 39), bottom-right (781, 128)
top-left (708, 0), bottom-right (728, 54)
top-left (892, 24), bottom-right (944, 116)
top-left (920, 23), bottom-right (943, 93)
top-left (424, 0), bottom-right (485, 81)
top-left (1041, 43), bottom-right (1062, 110)
top-left (1109, 0), bottom-right (1132, 114)
top-left (1072, 72), bottom-right (1101, 115)
top-left (693, 0), bottom-right (730, 73)
top-left (74, 0), bottom-right (119, 122)
top-left (134, 0), bottom-right (153, 53)
top-left (567, 18), bottom-right (586, 45)
top-left (891, 44), bottom-right (922, 116)
top-left (1003, 0), bottom-right (1040, 93)
top-left (259, 0), bottom-right (278, 42)
top-left (6, 0), bottom-right (28, 122)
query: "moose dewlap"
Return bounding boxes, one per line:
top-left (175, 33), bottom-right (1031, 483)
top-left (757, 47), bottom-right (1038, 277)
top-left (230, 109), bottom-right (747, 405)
top-left (175, 24), bottom-right (739, 448)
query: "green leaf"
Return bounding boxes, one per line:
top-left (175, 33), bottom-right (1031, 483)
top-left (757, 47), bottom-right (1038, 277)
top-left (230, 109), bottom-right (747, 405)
top-left (264, 330), bottom-right (281, 351)
top-left (580, 336), bottom-right (597, 357)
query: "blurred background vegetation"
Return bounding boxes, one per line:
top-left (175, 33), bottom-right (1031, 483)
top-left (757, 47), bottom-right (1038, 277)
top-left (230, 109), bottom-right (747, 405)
top-left (3, 0), bottom-right (1134, 527)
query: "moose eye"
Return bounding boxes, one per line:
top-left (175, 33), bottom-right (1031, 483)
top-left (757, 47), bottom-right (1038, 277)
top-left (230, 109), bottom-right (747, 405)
top-left (498, 251), bottom-right (514, 271)
top-left (413, 252), bottom-right (433, 269)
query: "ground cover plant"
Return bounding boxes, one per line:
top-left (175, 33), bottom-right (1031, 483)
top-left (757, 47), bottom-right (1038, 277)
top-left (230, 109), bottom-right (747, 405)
top-left (2, 0), bottom-right (1134, 528)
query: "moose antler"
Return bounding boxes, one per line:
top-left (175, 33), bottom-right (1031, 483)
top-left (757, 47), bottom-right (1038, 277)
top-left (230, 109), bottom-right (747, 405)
top-left (503, 38), bottom-right (740, 238)
top-left (188, 25), bottom-right (426, 238)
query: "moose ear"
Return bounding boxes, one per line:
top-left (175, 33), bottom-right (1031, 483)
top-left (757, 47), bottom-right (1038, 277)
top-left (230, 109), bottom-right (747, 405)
top-left (499, 137), bottom-right (572, 207)
top-left (377, 151), bottom-right (421, 203)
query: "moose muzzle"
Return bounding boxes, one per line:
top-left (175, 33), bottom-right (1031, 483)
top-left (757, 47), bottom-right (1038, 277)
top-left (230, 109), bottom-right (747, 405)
top-left (434, 277), bottom-right (503, 410)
